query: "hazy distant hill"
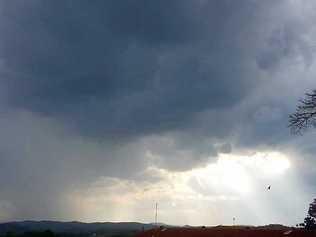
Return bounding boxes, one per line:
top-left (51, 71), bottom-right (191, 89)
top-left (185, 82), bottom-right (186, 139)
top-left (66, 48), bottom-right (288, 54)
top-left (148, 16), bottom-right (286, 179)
top-left (211, 224), bottom-right (291, 230)
top-left (0, 221), bottom-right (155, 235)
top-left (0, 221), bottom-right (294, 236)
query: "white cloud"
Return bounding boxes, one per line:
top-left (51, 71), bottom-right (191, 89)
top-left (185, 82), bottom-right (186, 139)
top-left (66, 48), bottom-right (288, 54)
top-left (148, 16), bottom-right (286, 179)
top-left (64, 151), bottom-right (297, 226)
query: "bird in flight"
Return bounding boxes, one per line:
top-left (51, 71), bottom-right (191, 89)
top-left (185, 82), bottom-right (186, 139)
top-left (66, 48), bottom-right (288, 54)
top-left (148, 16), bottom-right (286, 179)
top-left (267, 185), bottom-right (271, 190)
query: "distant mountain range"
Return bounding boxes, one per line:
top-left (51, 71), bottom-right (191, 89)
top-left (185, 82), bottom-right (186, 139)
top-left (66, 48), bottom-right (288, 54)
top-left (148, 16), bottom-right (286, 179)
top-left (0, 221), bottom-right (293, 236)
top-left (0, 221), bottom-right (156, 235)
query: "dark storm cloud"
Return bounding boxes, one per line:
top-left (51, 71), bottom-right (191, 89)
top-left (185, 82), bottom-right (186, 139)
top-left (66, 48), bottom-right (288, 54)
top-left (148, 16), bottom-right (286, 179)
top-left (0, 0), bottom-right (271, 138)
top-left (256, 25), bottom-right (315, 71)
top-left (1, 0), bottom-right (316, 223)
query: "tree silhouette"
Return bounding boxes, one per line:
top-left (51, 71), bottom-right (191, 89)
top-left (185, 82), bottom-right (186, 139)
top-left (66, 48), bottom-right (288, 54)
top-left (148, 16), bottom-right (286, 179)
top-left (303, 216), bottom-right (316, 230)
top-left (289, 90), bottom-right (316, 134)
top-left (308, 199), bottom-right (316, 219)
top-left (290, 94), bottom-right (316, 230)
top-left (301, 199), bottom-right (316, 230)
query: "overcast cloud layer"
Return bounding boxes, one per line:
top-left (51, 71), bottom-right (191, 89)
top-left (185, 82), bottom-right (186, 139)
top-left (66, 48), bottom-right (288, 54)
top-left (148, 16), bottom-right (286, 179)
top-left (0, 0), bottom-right (316, 226)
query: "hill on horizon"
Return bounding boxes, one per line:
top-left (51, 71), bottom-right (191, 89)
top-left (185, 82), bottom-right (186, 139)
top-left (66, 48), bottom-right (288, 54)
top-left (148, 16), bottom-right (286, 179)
top-left (0, 220), bottom-right (156, 235)
top-left (0, 220), bottom-right (295, 235)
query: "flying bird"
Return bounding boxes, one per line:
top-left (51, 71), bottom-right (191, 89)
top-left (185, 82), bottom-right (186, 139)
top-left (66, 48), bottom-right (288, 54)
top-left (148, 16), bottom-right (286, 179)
top-left (267, 185), bottom-right (271, 190)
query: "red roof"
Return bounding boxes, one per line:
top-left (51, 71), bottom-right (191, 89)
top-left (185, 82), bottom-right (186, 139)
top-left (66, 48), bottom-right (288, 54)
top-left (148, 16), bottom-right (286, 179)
top-left (135, 227), bottom-right (316, 237)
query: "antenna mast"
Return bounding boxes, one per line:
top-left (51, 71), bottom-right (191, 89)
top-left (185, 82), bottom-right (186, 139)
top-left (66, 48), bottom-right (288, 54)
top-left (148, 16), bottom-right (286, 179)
top-left (155, 202), bottom-right (158, 225)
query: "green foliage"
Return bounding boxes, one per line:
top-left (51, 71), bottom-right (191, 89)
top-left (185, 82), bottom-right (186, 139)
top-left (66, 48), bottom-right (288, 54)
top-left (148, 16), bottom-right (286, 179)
top-left (1, 227), bottom-right (141, 237)
top-left (5, 231), bottom-right (17, 237)
top-left (4, 230), bottom-right (54, 237)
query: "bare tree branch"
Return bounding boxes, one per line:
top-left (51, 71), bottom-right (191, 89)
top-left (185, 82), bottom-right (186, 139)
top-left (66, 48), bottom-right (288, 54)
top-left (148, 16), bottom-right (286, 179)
top-left (289, 90), bottom-right (316, 134)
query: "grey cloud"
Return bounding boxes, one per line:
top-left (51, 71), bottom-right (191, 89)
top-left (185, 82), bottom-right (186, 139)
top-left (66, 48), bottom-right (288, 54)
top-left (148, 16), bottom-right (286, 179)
top-left (0, 110), bottom-right (151, 220)
top-left (0, 0), bottom-right (276, 139)
top-left (1, 0), bottom-right (316, 224)
top-left (218, 143), bottom-right (232, 154)
top-left (256, 20), bottom-right (316, 71)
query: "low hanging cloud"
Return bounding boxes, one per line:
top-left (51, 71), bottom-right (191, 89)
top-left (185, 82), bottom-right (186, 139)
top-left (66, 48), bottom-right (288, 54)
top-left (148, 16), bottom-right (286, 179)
top-left (0, 0), bottom-right (277, 139)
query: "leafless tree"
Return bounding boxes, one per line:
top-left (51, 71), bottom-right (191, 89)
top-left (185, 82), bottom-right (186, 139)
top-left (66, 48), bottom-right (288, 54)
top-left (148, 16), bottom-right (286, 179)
top-left (290, 92), bottom-right (316, 230)
top-left (289, 90), bottom-right (316, 134)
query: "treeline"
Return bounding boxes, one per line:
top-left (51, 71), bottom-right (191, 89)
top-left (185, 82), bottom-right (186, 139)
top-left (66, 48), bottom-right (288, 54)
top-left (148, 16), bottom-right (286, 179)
top-left (1, 230), bottom-right (138, 237)
top-left (2, 230), bottom-right (55, 237)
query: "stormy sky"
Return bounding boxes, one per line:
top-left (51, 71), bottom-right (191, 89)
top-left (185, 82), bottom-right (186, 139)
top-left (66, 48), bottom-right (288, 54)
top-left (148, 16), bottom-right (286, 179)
top-left (0, 0), bottom-right (316, 226)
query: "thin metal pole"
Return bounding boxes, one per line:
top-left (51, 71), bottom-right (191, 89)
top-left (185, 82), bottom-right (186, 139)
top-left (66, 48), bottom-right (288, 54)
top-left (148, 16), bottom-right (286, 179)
top-left (155, 202), bottom-right (158, 225)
